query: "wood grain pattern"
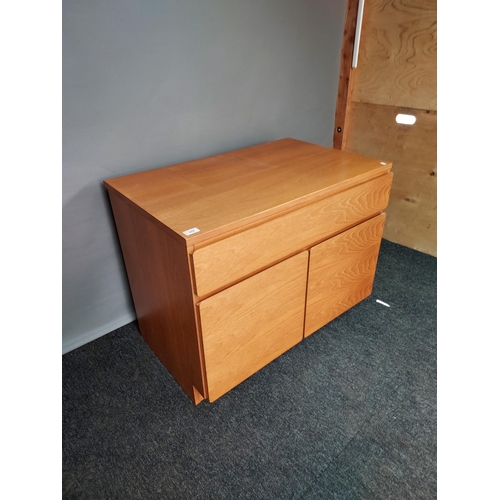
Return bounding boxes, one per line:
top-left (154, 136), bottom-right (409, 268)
top-left (333, 0), bottom-right (360, 150)
top-left (108, 193), bottom-right (206, 403)
top-left (305, 213), bottom-right (386, 336)
top-left (352, 0), bottom-right (437, 110)
top-left (345, 101), bottom-right (436, 256)
top-left (104, 138), bottom-right (391, 246)
top-left (104, 139), bottom-right (393, 403)
top-left (199, 252), bottom-right (309, 402)
top-left (193, 173), bottom-right (393, 297)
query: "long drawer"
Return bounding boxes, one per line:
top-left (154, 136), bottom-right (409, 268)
top-left (192, 173), bottom-right (393, 297)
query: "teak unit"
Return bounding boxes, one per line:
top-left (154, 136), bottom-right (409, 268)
top-left (104, 138), bottom-right (393, 404)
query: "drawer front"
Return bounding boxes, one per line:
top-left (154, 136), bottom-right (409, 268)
top-left (304, 213), bottom-right (386, 337)
top-left (193, 173), bottom-right (392, 297)
top-left (198, 251), bottom-right (308, 402)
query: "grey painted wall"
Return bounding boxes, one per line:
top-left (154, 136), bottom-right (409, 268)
top-left (62, 0), bottom-right (347, 353)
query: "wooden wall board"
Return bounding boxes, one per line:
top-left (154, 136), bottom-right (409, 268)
top-left (345, 101), bottom-right (436, 256)
top-left (333, 0), bottom-right (360, 149)
top-left (352, 0), bottom-right (437, 111)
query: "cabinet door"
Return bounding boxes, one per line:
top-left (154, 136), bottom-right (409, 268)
top-left (305, 213), bottom-right (386, 337)
top-left (198, 251), bottom-right (308, 402)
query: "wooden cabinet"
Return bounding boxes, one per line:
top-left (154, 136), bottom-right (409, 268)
top-left (104, 138), bottom-right (393, 403)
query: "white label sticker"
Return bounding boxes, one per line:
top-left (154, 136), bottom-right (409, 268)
top-left (183, 227), bottom-right (200, 236)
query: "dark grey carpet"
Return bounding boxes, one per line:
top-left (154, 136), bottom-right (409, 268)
top-left (62, 239), bottom-right (436, 499)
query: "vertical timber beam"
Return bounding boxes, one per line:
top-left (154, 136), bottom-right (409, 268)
top-left (333, 0), bottom-right (360, 150)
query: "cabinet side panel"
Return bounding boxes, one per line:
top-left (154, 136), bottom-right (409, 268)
top-left (108, 193), bottom-right (205, 402)
top-left (305, 213), bottom-right (386, 336)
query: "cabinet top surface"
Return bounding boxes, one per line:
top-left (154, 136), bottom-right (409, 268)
top-left (104, 138), bottom-right (391, 245)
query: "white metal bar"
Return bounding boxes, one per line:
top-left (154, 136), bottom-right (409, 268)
top-left (351, 0), bottom-right (365, 68)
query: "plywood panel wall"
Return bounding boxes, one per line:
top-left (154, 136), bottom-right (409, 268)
top-left (341, 0), bottom-right (437, 256)
top-left (352, 0), bottom-right (437, 111)
top-left (345, 102), bottom-right (436, 256)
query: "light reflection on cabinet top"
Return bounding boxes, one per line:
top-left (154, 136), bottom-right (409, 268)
top-left (103, 138), bottom-right (392, 246)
